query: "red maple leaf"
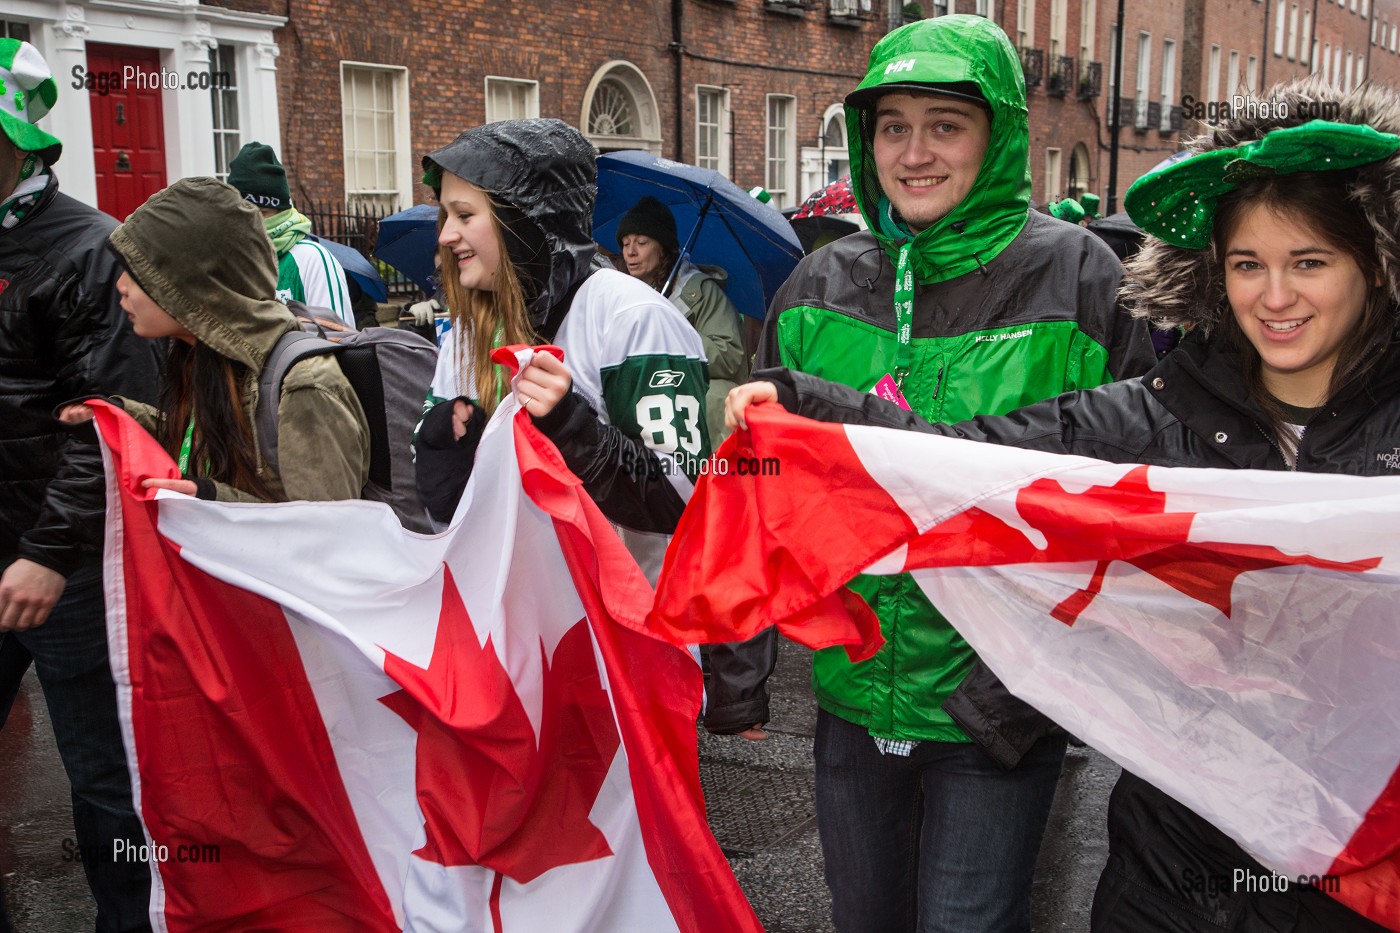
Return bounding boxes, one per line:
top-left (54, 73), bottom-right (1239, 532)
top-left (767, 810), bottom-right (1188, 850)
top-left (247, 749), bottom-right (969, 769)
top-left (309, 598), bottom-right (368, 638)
top-left (907, 465), bottom-right (1381, 625)
top-left (379, 567), bottom-right (619, 884)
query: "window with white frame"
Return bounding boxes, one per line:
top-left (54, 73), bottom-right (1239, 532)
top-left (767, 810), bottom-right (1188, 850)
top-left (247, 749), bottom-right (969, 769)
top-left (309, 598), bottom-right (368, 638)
top-left (1050, 0), bottom-right (1067, 59)
top-left (1288, 4), bottom-right (1299, 59)
top-left (1344, 50), bottom-right (1353, 89)
top-left (1160, 39), bottom-right (1176, 129)
top-left (974, 0), bottom-right (995, 20)
top-left (1045, 148), bottom-right (1062, 201)
top-left (1362, 0), bottom-right (1369, 16)
top-left (485, 77), bottom-right (539, 123)
top-left (210, 44), bottom-right (240, 183)
top-left (1080, 0), bottom-right (1097, 66)
top-left (932, 0), bottom-right (950, 16)
top-left (1301, 11), bottom-right (1312, 63)
top-left (1274, 1), bottom-right (1286, 55)
top-left (1135, 33), bottom-right (1151, 128)
top-left (1392, 24), bottom-right (1397, 51)
top-left (696, 85), bottom-right (729, 176)
top-left (1228, 49), bottom-right (1240, 95)
top-left (1247, 55), bottom-right (1258, 91)
top-left (1324, 41), bottom-right (1332, 80)
top-left (1017, 0), bottom-right (1034, 48)
top-left (1312, 39), bottom-right (1322, 73)
top-left (766, 95), bottom-right (796, 209)
top-left (341, 63), bottom-right (409, 212)
top-left (1208, 44), bottom-right (1222, 100)
top-left (1356, 53), bottom-right (1365, 85)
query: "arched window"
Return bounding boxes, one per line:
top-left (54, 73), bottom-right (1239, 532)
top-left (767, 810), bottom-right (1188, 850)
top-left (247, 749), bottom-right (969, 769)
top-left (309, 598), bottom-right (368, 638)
top-left (581, 62), bottom-right (662, 153)
top-left (1067, 143), bottom-right (1091, 201)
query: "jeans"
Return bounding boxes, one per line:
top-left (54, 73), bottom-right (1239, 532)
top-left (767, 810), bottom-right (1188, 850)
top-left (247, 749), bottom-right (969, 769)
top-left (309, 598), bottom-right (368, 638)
top-left (814, 707), bottom-right (1066, 933)
top-left (8, 559), bottom-right (152, 932)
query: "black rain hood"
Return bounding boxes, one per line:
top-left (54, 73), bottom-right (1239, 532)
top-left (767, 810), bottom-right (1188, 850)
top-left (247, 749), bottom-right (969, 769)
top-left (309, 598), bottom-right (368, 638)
top-left (1122, 76), bottom-right (1400, 333)
top-left (423, 119), bottom-right (599, 326)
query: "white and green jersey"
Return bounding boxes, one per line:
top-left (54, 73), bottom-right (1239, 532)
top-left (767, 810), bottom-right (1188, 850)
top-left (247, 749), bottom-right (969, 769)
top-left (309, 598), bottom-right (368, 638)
top-left (276, 240), bottom-right (355, 326)
top-left (426, 268), bottom-right (711, 501)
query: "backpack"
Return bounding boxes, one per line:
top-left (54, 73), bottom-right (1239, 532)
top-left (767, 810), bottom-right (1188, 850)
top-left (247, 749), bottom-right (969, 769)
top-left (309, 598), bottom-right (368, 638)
top-left (255, 303), bottom-right (438, 533)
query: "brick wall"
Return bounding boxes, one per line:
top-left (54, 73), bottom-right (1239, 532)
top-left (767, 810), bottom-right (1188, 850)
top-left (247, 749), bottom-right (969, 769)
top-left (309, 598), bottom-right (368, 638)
top-left (202, 0), bottom-right (884, 210)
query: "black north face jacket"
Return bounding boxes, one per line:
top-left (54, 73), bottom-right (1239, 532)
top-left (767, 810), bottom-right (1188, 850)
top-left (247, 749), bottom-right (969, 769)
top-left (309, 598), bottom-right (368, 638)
top-left (0, 181), bottom-right (161, 575)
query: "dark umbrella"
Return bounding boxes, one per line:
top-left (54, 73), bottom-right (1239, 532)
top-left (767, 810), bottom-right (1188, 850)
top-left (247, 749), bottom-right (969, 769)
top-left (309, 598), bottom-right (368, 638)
top-left (306, 234), bottom-right (388, 302)
top-left (594, 151), bottom-right (803, 320)
top-left (1087, 211), bottom-right (1146, 263)
top-left (782, 211), bottom-right (861, 254)
top-left (372, 203), bottom-right (439, 294)
top-left (791, 175), bottom-right (857, 219)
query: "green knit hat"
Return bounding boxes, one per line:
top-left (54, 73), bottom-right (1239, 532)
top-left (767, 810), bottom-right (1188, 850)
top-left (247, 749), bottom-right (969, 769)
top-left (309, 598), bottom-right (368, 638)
top-left (0, 39), bottom-right (62, 164)
top-left (228, 141), bottom-right (291, 211)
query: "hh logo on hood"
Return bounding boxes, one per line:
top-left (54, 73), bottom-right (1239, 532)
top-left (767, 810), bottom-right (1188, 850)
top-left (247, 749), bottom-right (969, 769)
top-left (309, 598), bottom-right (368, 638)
top-left (885, 58), bottom-right (917, 74)
top-left (649, 370), bottom-right (686, 389)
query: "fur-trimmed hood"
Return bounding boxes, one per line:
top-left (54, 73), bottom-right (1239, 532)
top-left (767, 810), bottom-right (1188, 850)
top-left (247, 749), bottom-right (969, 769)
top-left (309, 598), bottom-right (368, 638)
top-left (1122, 76), bottom-right (1400, 332)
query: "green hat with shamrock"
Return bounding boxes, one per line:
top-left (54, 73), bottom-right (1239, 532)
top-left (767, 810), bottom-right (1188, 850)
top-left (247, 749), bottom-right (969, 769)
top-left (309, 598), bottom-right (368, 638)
top-left (0, 39), bottom-right (62, 164)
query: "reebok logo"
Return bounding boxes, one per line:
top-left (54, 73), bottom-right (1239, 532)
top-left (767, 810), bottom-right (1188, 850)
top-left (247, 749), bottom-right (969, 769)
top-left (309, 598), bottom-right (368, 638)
top-left (885, 59), bottom-right (917, 75)
top-left (649, 370), bottom-right (686, 389)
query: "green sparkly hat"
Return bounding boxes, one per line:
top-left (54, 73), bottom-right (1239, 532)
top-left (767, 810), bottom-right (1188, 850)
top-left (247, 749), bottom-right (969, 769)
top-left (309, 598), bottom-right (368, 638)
top-left (1124, 121), bottom-right (1400, 250)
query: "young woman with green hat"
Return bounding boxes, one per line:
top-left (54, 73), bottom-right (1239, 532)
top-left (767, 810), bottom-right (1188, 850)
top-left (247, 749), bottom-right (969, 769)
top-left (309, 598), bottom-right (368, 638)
top-left (727, 76), bottom-right (1399, 932)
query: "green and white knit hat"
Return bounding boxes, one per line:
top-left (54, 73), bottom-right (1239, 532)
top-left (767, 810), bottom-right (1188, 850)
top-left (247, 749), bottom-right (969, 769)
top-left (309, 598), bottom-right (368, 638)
top-left (0, 39), bottom-right (62, 164)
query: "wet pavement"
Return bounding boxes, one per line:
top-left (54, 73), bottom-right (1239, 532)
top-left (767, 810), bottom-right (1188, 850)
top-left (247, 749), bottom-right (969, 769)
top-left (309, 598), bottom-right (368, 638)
top-left (1, 638), bottom-right (1117, 931)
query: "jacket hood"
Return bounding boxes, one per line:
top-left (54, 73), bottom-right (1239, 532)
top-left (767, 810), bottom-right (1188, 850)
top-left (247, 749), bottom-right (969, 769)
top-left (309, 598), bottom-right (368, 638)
top-left (108, 177), bottom-right (297, 370)
top-left (423, 119), bottom-right (598, 325)
top-left (845, 14), bottom-right (1030, 283)
top-left (1122, 76), bottom-right (1400, 332)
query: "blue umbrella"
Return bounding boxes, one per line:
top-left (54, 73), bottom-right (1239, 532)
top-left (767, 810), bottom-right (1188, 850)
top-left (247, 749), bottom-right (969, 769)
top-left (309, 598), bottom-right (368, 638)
top-left (594, 151), bottom-right (803, 320)
top-left (373, 203), bottom-right (440, 294)
top-left (306, 234), bottom-right (388, 302)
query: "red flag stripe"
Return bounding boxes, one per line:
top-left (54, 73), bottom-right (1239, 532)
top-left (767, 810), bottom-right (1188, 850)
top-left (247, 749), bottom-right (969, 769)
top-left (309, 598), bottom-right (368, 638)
top-left (94, 401), bottom-right (399, 932)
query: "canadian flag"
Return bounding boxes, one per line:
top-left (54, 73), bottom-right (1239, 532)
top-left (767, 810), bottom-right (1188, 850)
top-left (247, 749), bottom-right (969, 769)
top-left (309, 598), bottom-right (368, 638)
top-left (652, 406), bottom-right (1400, 930)
top-left (91, 350), bottom-right (760, 932)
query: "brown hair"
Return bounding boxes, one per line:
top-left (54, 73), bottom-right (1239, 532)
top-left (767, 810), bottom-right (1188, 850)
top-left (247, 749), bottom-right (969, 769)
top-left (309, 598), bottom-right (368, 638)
top-left (436, 188), bottom-right (537, 416)
top-left (1209, 170), bottom-right (1393, 456)
top-left (158, 341), bottom-right (274, 500)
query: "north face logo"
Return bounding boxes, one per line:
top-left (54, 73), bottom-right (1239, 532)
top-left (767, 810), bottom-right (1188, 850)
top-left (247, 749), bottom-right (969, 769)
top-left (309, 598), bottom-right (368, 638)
top-left (885, 59), bottom-right (917, 75)
top-left (649, 370), bottom-right (685, 389)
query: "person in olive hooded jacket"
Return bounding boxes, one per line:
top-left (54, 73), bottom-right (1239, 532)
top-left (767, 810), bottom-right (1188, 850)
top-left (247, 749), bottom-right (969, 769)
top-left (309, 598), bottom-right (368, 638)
top-left (65, 177), bottom-right (371, 504)
top-left (706, 14), bottom-right (1154, 933)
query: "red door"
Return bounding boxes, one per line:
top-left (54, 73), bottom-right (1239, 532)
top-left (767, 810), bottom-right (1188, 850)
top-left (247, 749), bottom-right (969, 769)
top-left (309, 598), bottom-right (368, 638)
top-left (87, 44), bottom-right (167, 221)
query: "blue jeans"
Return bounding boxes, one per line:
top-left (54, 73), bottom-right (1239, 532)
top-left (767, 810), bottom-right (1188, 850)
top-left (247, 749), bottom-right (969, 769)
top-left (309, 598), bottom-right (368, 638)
top-left (8, 559), bottom-right (152, 932)
top-left (814, 707), bottom-right (1066, 933)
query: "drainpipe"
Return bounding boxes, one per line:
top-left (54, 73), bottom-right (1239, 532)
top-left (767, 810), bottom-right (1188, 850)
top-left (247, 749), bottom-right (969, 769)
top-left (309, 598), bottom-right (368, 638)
top-left (671, 0), bottom-right (685, 162)
top-left (1107, 0), bottom-right (1126, 214)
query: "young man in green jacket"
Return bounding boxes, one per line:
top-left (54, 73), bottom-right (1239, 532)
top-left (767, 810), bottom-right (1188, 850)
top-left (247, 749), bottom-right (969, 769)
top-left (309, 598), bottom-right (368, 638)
top-left (705, 15), bottom-right (1154, 932)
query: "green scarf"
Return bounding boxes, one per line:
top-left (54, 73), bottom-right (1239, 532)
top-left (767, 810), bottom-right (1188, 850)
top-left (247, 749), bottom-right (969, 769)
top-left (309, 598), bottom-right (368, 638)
top-left (1, 153), bottom-right (54, 230)
top-left (264, 207), bottom-right (312, 258)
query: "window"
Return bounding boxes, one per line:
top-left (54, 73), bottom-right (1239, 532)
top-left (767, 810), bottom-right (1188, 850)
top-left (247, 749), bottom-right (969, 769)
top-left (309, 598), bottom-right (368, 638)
top-left (1228, 50), bottom-right (1240, 95)
top-left (1355, 53), bottom-right (1365, 86)
top-left (1049, 0), bottom-right (1067, 59)
top-left (1312, 38), bottom-right (1322, 74)
top-left (696, 86), bottom-right (730, 176)
top-left (1160, 39), bottom-right (1177, 130)
top-left (1068, 144), bottom-right (1090, 200)
top-left (1362, 0), bottom-right (1369, 16)
top-left (2, 20), bottom-right (31, 41)
top-left (583, 62), bottom-right (663, 153)
top-left (1247, 55), bottom-right (1258, 92)
top-left (766, 95), bottom-right (796, 209)
top-left (1017, 0), bottom-right (1035, 48)
top-left (1392, 25), bottom-right (1397, 52)
top-left (1045, 148), bottom-right (1062, 201)
top-left (1208, 44), bottom-right (1222, 101)
top-left (1301, 11), bottom-right (1313, 64)
top-left (340, 63), bottom-right (410, 212)
top-left (1108, 24), bottom-right (1118, 98)
top-left (931, 0), bottom-right (950, 16)
top-left (1080, 0), bottom-right (1097, 65)
top-left (484, 77), bottom-right (539, 123)
top-left (1344, 49), bottom-right (1353, 88)
top-left (974, 0), bottom-right (995, 20)
top-left (1323, 41), bottom-right (1332, 80)
top-left (1274, 1), bottom-right (1286, 55)
top-left (1336, 45), bottom-right (1344, 85)
top-left (1288, 4), bottom-right (1299, 59)
top-left (210, 45), bottom-right (240, 183)
top-left (1135, 33), bottom-right (1151, 128)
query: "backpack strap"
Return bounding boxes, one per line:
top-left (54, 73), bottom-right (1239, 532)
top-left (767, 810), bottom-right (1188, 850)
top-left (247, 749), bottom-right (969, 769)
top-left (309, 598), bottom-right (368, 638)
top-left (254, 330), bottom-right (341, 477)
